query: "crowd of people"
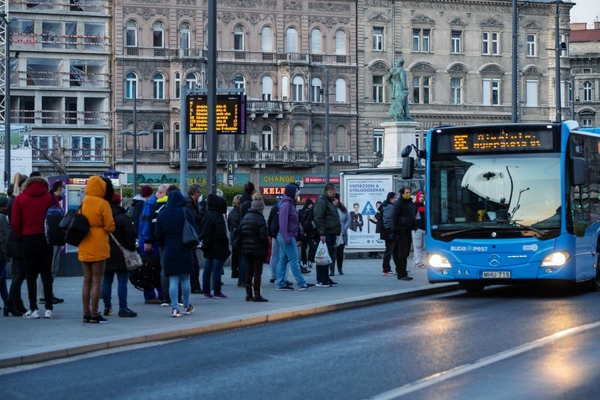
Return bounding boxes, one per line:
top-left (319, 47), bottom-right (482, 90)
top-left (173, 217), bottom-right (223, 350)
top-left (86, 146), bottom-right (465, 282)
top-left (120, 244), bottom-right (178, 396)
top-left (1, 175), bottom-right (427, 322)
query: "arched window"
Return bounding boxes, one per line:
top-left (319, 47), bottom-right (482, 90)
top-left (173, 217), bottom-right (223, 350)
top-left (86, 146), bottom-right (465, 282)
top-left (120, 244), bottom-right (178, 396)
top-left (311, 77), bottom-right (322, 102)
top-left (126, 20), bottom-right (137, 47)
top-left (262, 125), bottom-right (273, 151)
top-left (234, 25), bottom-right (244, 51)
top-left (335, 78), bottom-right (346, 103)
top-left (292, 124), bottom-right (305, 150)
top-left (335, 30), bottom-right (346, 55)
top-left (173, 122), bottom-right (180, 149)
top-left (180, 23), bottom-right (190, 57)
top-left (584, 81), bottom-right (593, 102)
top-left (153, 73), bottom-right (165, 99)
top-left (234, 75), bottom-right (245, 91)
top-left (153, 123), bottom-right (165, 150)
top-left (292, 76), bottom-right (304, 102)
top-left (286, 27), bottom-right (298, 53)
top-left (153, 21), bottom-right (164, 48)
top-left (312, 125), bottom-right (323, 152)
top-left (174, 72), bottom-right (181, 99)
top-left (336, 126), bottom-right (347, 151)
top-left (261, 26), bottom-right (273, 52)
top-left (125, 72), bottom-right (137, 99)
top-left (262, 76), bottom-right (273, 101)
top-left (311, 29), bottom-right (322, 54)
top-left (186, 72), bottom-right (197, 89)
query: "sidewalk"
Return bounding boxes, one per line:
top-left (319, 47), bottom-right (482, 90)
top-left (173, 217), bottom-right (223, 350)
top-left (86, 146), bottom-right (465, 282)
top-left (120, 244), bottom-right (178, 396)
top-left (0, 256), bottom-right (459, 368)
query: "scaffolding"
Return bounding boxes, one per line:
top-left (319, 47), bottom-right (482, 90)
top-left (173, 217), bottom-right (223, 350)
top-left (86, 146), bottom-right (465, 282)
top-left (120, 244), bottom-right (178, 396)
top-left (0, 1), bottom-right (7, 130)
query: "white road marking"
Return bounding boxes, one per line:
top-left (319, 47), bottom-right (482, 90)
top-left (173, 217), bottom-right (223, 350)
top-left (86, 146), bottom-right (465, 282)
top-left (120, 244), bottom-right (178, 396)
top-left (368, 320), bottom-right (600, 400)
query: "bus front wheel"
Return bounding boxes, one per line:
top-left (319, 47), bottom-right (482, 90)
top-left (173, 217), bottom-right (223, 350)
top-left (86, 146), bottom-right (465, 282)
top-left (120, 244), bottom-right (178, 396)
top-left (460, 282), bottom-right (485, 293)
top-left (591, 254), bottom-right (600, 291)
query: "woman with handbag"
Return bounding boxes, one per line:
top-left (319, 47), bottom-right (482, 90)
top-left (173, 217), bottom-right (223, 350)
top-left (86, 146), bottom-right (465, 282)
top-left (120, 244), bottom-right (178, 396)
top-left (78, 176), bottom-right (116, 324)
top-left (101, 193), bottom-right (137, 318)
top-left (155, 189), bottom-right (196, 317)
top-left (331, 194), bottom-right (351, 276)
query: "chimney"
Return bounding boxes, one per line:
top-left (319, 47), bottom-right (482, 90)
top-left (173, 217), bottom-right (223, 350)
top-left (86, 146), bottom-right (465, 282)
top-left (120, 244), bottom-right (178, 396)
top-left (571, 22), bottom-right (587, 31)
top-left (595, 21), bottom-right (600, 30)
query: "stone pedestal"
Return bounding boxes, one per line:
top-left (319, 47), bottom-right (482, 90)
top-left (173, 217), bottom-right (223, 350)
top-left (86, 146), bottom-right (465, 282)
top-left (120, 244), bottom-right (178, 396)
top-left (378, 121), bottom-right (419, 168)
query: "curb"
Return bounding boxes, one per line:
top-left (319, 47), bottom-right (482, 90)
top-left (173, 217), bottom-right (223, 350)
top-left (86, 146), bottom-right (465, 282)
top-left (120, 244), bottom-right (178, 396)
top-left (0, 284), bottom-right (460, 369)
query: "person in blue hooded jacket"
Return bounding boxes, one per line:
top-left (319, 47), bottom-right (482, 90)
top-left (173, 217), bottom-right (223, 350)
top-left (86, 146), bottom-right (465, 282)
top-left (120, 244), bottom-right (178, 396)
top-left (155, 190), bottom-right (195, 317)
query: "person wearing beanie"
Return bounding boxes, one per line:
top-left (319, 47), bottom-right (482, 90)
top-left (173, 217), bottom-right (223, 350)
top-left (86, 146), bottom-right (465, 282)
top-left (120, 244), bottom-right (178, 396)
top-left (412, 191), bottom-right (426, 269)
top-left (102, 192), bottom-right (138, 318)
top-left (237, 193), bottom-right (270, 302)
top-left (275, 183), bottom-right (314, 291)
top-left (127, 185), bottom-right (153, 236)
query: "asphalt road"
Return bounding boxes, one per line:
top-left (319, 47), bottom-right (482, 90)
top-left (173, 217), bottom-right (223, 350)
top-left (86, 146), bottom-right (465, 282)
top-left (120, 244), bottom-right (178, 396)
top-left (2, 283), bottom-right (600, 400)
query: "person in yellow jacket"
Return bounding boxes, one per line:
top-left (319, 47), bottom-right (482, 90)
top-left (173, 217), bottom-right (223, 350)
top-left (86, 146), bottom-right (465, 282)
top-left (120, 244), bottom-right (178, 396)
top-left (78, 176), bottom-right (115, 324)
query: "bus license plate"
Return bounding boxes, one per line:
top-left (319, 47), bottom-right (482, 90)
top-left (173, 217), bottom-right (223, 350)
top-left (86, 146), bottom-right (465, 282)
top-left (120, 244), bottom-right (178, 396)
top-left (482, 271), bottom-right (511, 279)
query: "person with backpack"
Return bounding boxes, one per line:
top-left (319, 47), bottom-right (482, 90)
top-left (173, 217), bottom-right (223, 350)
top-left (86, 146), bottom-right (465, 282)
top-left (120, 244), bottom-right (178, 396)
top-left (380, 192), bottom-right (399, 276)
top-left (128, 184), bottom-right (152, 235)
top-left (11, 176), bottom-right (62, 319)
top-left (238, 193), bottom-right (269, 302)
top-left (184, 183), bottom-right (204, 294)
top-left (138, 184), bottom-right (168, 304)
top-left (39, 179), bottom-right (66, 306)
top-left (201, 193), bottom-right (230, 299)
top-left (101, 193), bottom-right (138, 318)
top-left (78, 176), bottom-right (116, 323)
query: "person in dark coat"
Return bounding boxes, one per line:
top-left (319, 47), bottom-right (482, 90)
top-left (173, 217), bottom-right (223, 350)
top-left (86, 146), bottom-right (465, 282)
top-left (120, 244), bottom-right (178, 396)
top-left (390, 186), bottom-right (417, 281)
top-left (239, 194), bottom-right (270, 302)
top-left (155, 190), bottom-right (195, 317)
top-left (227, 194), bottom-right (242, 279)
top-left (184, 183), bottom-right (204, 293)
top-left (201, 193), bottom-right (231, 299)
top-left (101, 193), bottom-right (138, 318)
top-left (236, 181), bottom-right (255, 286)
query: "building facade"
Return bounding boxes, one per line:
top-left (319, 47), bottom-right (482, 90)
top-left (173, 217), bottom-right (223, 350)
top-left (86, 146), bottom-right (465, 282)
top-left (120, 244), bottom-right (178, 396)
top-left (570, 22), bottom-right (600, 128)
top-left (4, 0), bottom-right (585, 194)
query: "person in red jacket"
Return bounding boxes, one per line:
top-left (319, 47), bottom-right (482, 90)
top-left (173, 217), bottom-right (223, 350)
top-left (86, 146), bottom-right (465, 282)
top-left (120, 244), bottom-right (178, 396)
top-left (11, 176), bottom-right (60, 319)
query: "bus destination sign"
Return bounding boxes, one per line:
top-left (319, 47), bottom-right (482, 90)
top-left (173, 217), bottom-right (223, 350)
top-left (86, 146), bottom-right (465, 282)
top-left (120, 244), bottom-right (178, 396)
top-left (437, 129), bottom-right (554, 154)
top-left (187, 94), bottom-right (246, 134)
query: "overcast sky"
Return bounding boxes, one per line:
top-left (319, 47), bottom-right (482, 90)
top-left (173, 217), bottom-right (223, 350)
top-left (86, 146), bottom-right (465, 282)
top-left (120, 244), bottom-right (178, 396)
top-left (569, 0), bottom-right (600, 27)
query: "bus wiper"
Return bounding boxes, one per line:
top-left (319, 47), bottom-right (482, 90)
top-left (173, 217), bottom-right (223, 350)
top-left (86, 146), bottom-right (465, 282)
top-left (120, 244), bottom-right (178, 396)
top-left (440, 227), bottom-right (480, 237)
top-left (512, 222), bottom-right (546, 236)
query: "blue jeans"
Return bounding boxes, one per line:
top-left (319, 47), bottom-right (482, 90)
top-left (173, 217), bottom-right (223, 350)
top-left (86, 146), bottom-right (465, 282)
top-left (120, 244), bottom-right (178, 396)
top-left (276, 233), bottom-right (306, 288)
top-left (203, 258), bottom-right (225, 295)
top-left (102, 270), bottom-right (129, 311)
top-left (268, 238), bottom-right (288, 281)
top-left (169, 274), bottom-right (190, 310)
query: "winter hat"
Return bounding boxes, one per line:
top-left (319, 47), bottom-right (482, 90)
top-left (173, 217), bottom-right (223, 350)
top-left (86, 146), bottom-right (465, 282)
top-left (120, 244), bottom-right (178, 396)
top-left (304, 198), bottom-right (314, 207)
top-left (251, 194), bottom-right (265, 212)
top-left (110, 192), bottom-right (122, 206)
top-left (244, 181), bottom-right (256, 194)
top-left (140, 185), bottom-right (153, 197)
top-left (284, 183), bottom-right (297, 198)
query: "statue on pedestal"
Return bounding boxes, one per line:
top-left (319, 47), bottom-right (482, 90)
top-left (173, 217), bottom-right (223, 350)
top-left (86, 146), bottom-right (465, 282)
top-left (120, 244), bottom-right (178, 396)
top-left (386, 57), bottom-right (413, 121)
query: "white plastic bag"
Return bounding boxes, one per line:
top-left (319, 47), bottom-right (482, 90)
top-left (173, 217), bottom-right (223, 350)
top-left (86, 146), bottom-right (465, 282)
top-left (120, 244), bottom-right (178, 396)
top-left (315, 241), bottom-right (333, 265)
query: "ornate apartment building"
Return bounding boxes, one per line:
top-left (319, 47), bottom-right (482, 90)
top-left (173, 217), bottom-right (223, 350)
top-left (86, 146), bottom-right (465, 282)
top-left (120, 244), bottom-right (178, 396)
top-left (570, 22), bottom-right (600, 128)
top-left (5, 0), bottom-right (586, 194)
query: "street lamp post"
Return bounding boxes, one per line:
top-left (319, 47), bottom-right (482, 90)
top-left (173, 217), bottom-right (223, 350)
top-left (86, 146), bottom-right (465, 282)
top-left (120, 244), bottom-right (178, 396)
top-left (311, 62), bottom-right (330, 184)
top-left (554, 1), bottom-right (562, 122)
top-left (121, 91), bottom-right (149, 196)
top-left (1, 12), bottom-right (11, 191)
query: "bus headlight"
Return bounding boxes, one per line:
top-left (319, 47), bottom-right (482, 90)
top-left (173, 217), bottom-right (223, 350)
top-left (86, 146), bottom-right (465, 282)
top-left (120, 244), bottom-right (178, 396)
top-left (541, 251), bottom-right (570, 267)
top-left (428, 254), bottom-right (452, 268)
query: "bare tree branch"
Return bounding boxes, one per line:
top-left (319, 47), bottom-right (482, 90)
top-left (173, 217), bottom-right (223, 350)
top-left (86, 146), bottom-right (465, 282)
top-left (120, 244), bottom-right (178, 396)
top-left (30, 136), bottom-right (68, 175)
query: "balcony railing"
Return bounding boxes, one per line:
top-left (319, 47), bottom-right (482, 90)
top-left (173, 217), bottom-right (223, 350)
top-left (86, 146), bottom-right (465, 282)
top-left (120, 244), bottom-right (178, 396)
top-left (117, 48), bottom-right (355, 66)
top-left (169, 150), bottom-right (322, 165)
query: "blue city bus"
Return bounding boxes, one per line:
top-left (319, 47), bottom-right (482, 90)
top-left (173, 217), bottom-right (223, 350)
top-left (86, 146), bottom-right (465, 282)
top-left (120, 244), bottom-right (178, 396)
top-left (403, 121), bottom-right (600, 292)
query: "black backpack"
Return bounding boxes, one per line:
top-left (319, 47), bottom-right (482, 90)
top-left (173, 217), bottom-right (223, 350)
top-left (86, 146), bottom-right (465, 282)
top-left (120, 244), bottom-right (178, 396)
top-left (197, 211), bottom-right (213, 250)
top-left (129, 252), bottom-right (161, 291)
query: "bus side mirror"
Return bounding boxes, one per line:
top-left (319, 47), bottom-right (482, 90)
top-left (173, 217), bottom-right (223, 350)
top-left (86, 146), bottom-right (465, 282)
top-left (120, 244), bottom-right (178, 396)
top-left (402, 157), bottom-right (414, 180)
top-left (571, 157), bottom-right (585, 186)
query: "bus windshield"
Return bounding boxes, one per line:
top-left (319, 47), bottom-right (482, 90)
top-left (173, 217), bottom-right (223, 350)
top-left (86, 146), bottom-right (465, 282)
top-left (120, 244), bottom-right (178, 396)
top-left (430, 153), bottom-right (561, 237)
